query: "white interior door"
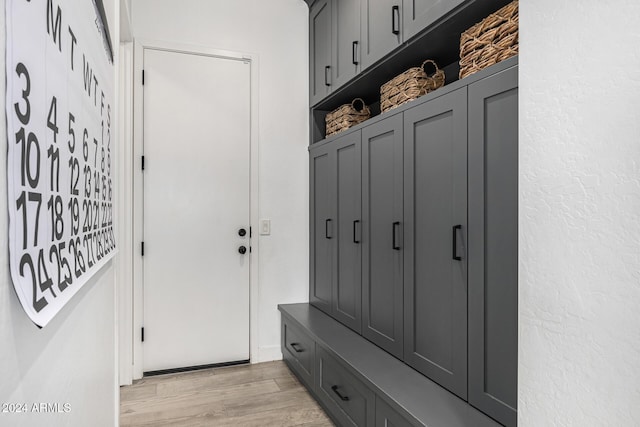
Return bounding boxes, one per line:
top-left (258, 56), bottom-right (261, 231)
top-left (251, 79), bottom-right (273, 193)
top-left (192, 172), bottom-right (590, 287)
top-left (142, 48), bottom-right (250, 373)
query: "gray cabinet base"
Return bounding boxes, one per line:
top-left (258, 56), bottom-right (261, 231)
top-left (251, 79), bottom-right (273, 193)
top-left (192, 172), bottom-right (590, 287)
top-left (279, 303), bottom-right (503, 427)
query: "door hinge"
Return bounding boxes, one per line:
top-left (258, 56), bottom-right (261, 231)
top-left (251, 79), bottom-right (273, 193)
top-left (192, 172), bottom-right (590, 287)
top-left (250, 226), bottom-right (252, 238)
top-left (142, 69), bottom-right (145, 85)
top-left (142, 155), bottom-right (145, 171)
top-left (249, 246), bottom-right (252, 253)
top-left (141, 327), bottom-right (145, 342)
top-left (141, 241), bottom-right (145, 256)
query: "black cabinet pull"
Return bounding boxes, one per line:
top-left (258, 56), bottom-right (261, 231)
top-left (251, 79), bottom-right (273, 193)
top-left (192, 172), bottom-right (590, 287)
top-left (325, 219), bottom-right (332, 239)
top-left (353, 220), bottom-right (360, 243)
top-left (392, 221), bottom-right (400, 250)
top-left (324, 65), bottom-right (331, 86)
top-left (452, 224), bottom-right (462, 260)
top-left (290, 342), bottom-right (304, 353)
top-left (331, 385), bottom-right (350, 401)
top-left (392, 5), bottom-right (400, 35)
top-left (352, 41), bottom-right (359, 65)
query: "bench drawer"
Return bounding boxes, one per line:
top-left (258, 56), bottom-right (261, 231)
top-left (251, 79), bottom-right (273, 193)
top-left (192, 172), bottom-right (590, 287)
top-left (282, 317), bottom-right (315, 388)
top-left (316, 346), bottom-right (375, 426)
top-left (376, 397), bottom-right (416, 427)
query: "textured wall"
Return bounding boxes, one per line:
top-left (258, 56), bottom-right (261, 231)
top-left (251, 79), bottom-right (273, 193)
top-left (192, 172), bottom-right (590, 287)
top-left (0, 1), bottom-right (119, 426)
top-left (130, 0), bottom-right (310, 362)
top-left (520, 1), bottom-right (640, 425)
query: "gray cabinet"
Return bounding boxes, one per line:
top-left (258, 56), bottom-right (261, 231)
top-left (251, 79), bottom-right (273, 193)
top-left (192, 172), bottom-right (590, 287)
top-left (402, 0), bottom-right (466, 40)
top-left (360, 0), bottom-right (403, 69)
top-left (310, 144), bottom-right (333, 314)
top-left (468, 66), bottom-right (518, 427)
top-left (332, 0), bottom-right (361, 89)
top-left (362, 113), bottom-right (404, 359)
top-left (402, 88), bottom-right (468, 399)
top-left (310, 0), bottom-right (332, 106)
top-left (307, 58), bottom-right (519, 426)
top-left (309, 131), bottom-right (363, 332)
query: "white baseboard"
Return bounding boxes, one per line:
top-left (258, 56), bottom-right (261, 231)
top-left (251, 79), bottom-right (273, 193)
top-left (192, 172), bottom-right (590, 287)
top-left (254, 345), bottom-right (282, 363)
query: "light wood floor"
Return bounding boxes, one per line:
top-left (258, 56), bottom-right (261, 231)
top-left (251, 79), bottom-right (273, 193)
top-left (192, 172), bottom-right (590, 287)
top-left (120, 361), bottom-right (335, 426)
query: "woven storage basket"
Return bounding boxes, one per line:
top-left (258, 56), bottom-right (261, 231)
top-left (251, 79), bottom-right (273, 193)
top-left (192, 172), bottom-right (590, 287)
top-left (459, 0), bottom-right (518, 79)
top-left (380, 60), bottom-right (445, 113)
top-left (325, 98), bottom-right (371, 137)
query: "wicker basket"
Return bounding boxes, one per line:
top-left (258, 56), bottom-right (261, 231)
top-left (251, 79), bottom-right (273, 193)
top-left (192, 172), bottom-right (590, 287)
top-left (380, 60), bottom-right (445, 113)
top-left (325, 98), bottom-right (371, 137)
top-left (459, 0), bottom-right (518, 79)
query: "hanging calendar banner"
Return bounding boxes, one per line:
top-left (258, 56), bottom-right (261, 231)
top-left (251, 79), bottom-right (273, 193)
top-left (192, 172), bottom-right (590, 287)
top-left (6, 0), bottom-right (116, 327)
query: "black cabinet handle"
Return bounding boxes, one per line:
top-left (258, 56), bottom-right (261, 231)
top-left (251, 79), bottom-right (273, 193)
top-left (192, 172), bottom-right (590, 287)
top-left (392, 5), bottom-right (400, 35)
top-left (324, 65), bottom-right (331, 86)
top-left (331, 385), bottom-right (350, 401)
top-left (325, 219), bottom-right (332, 239)
top-left (352, 41), bottom-right (359, 65)
top-left (353, 220), bottom-right (361, 244)
top-left (392, 221), bottom-right (400, 250)
top-left (290, 342), bottom-right (304, 353)
top-left (452, 224), bottom-right (462, 260)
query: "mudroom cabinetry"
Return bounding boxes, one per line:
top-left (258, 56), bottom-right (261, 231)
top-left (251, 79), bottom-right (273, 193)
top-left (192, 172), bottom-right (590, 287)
top-left (297, 1), bottom-right (518, 425)
top-left (301, 58), bottom-right (518, 426)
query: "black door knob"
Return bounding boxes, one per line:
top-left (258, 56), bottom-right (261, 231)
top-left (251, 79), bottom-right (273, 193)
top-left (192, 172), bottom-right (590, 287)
top-left (238, 228), bottom-right (247, 237)
top-left (238, 246), bottom-right (247, 255)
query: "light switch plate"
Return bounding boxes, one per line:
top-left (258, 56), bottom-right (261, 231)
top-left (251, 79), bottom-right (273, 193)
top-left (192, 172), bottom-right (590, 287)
top-left (260, 219), bottom-right (271, 235)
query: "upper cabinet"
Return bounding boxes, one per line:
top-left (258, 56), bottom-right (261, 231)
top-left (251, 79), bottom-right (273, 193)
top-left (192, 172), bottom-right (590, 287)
top-left (332, 0), bottom-right (361, 89)
top-left (360, 0), bottom-right (403, 69)
top-left (402, 0), bottom-right (466, 40)
top-left (310, 0), bottom-right (333, 106)
top-left (307, 0), bottom-right (513, 110)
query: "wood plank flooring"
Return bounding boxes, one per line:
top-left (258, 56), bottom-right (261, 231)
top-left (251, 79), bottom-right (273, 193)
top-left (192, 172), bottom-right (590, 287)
top-left (120, 361), bottom-right (335, 426)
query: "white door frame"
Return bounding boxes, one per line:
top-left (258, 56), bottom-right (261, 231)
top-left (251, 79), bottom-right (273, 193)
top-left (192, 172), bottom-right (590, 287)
top-left (117, 40), bottom-right (134, 385)
top-left (130, 39), bottom-right (260, 381)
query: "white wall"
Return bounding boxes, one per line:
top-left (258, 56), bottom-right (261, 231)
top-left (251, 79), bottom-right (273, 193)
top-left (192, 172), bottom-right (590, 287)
top-left (0, 1), bottom-right (120, 426)
top-left (130, 0), bottom-right (309, 362)
top-left (520, 1), bottom-right (640, 425)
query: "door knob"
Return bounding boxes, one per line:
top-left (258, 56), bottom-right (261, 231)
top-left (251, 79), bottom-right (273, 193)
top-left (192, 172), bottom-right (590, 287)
top-left (238, 228), bottom-right (247, 237)
top-left (238, 246), bottom-right (247, 255)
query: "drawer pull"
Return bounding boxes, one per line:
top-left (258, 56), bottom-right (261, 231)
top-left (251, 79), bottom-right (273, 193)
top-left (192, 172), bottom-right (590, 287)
top-left (331, 385), bottom-right (350, 401)
top-left (290, 342), bottom-right (304, 353)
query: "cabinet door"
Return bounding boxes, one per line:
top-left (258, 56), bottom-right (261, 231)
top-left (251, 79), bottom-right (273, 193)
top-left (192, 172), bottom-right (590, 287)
top-left (362, 113), bottom-right (404, 358)
top-left (332, 132), bottom-right (363, 333)
top-left (468, 66), bottom-right (518, 427)
top-left (310, 144), bottom-right (334, 314)
top-left (402, 0), bottom-right (465, 40)
top-left (360, 0), bottom-right (403, 69)
top-left (310, 0), bottom-right (332, 106)
top-left (403, 88), bottom-right (468, 399)
top-left (332, 0), bottom-right (361, 89)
